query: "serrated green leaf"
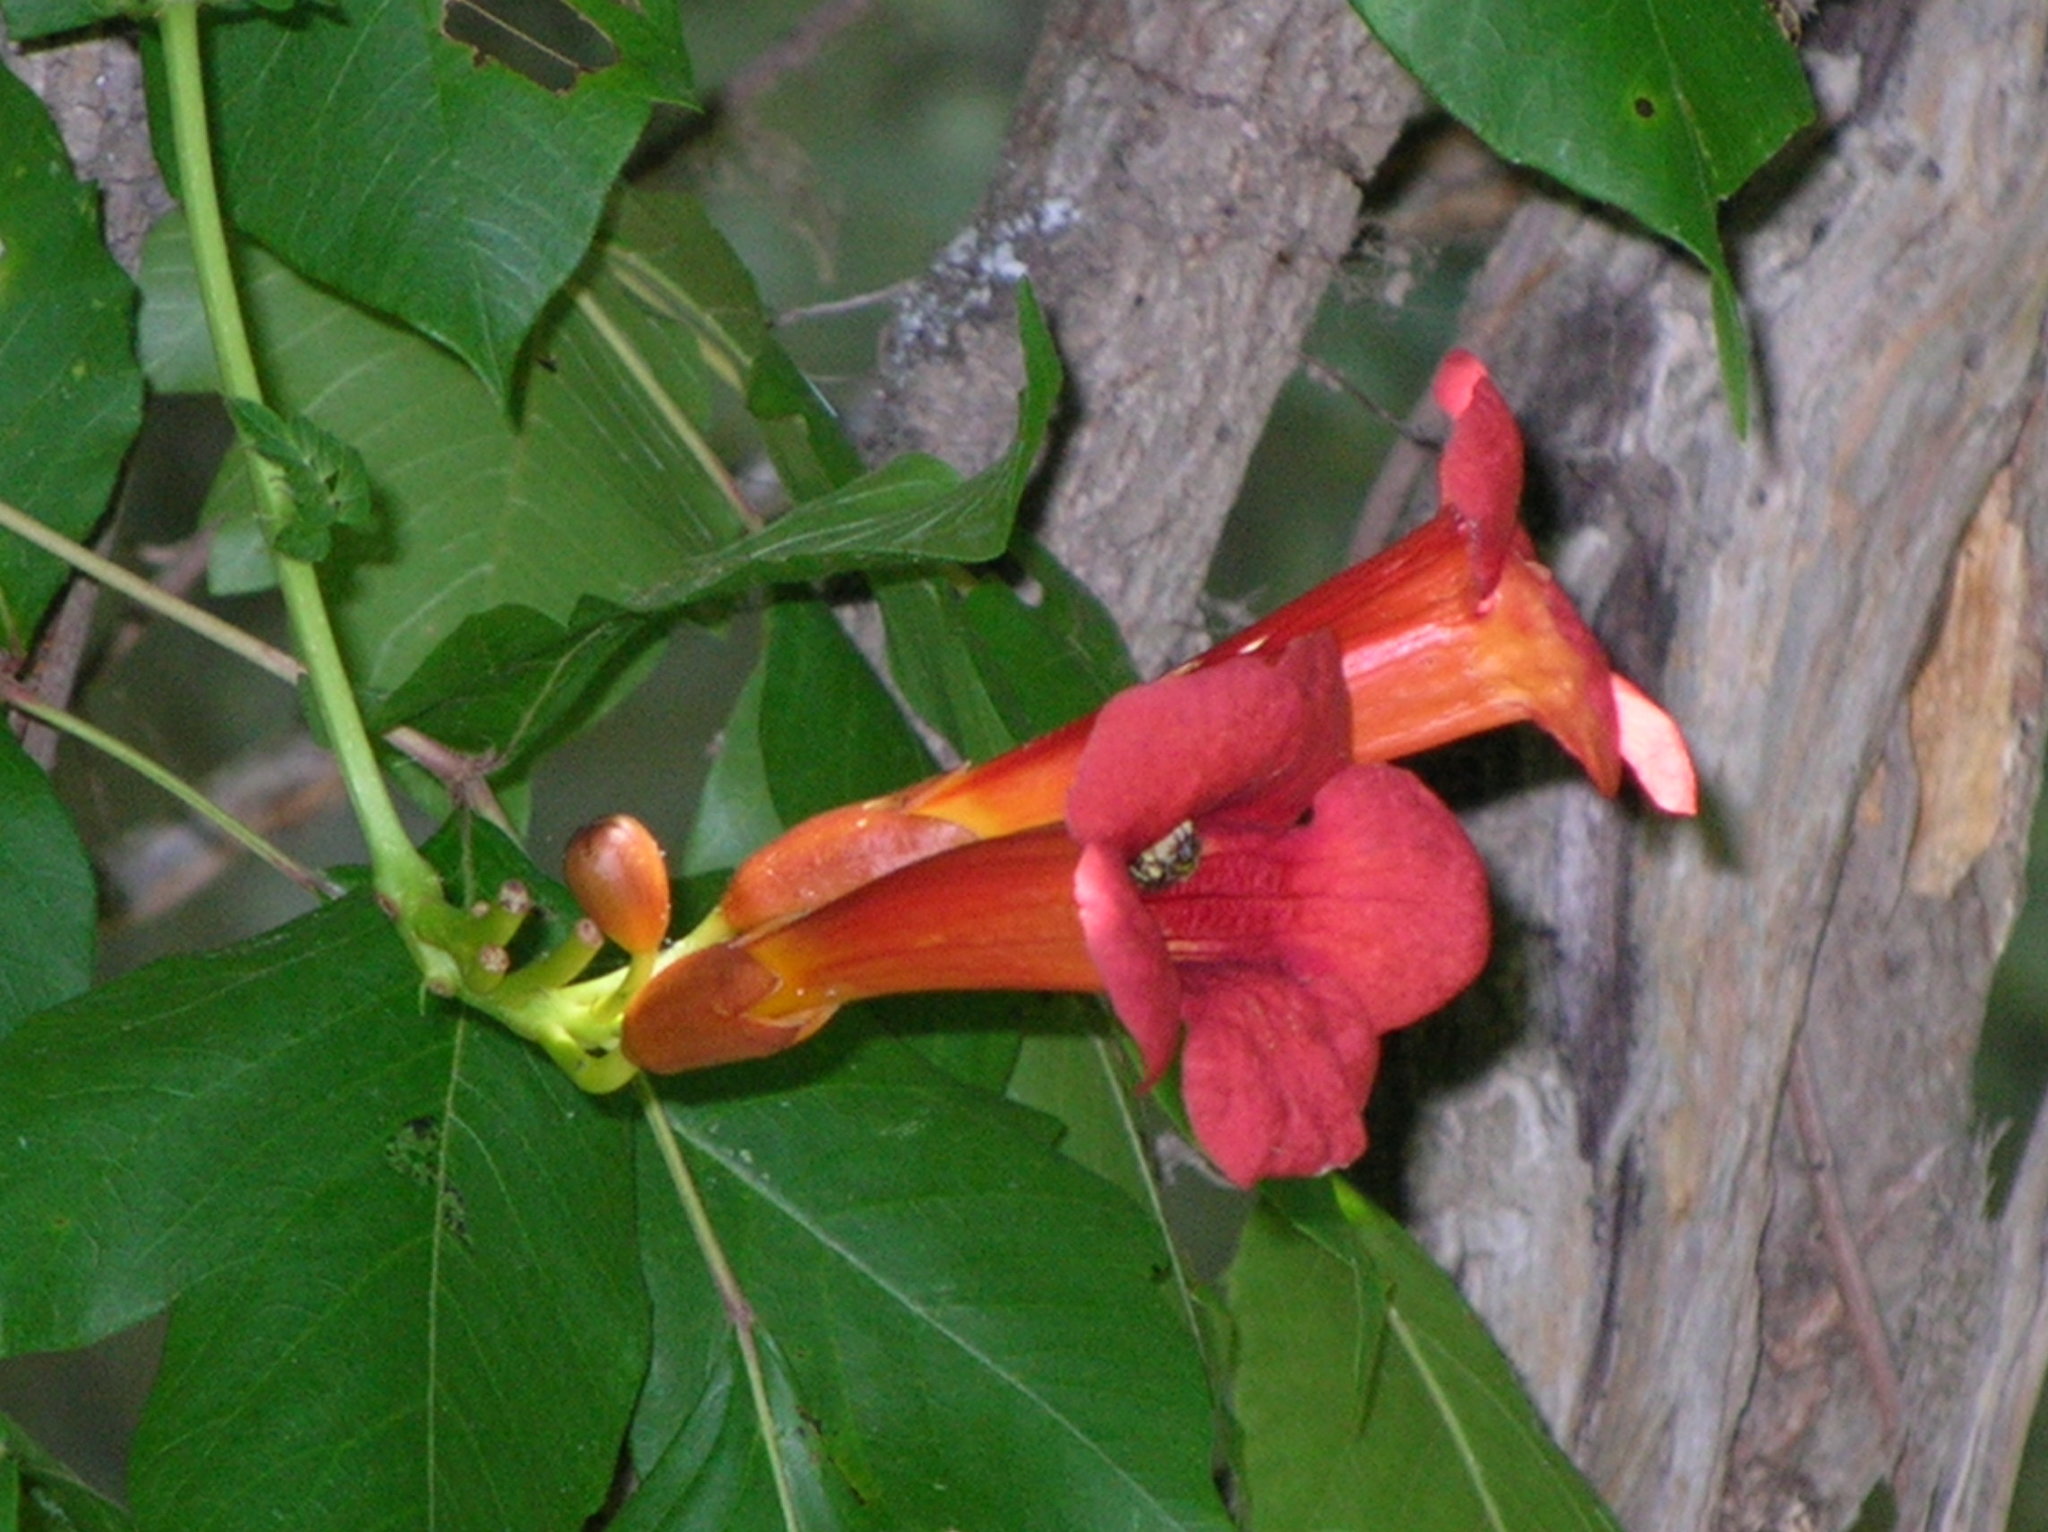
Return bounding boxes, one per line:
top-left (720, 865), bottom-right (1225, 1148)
top-left (0, 891), bottom-right (646, 1531)
top-left (615, 1328), bottom-right (839, 1532)
top-left (877, 538), bottom-right (1137, 762)
top-left (748, 344), bottom-right (866, 502)
top-left (1004, 1018), bottom-right (1157, 1209)
top-left (223, 397), bottom-right (375, 562)
top-left (868, 539), bottom-right (1151, 1209)
top-left (965, 539), bottom-right (1139, 726)
top-left (139, 214), bottom-right (744, 697)
top-left (681, 658), bottom-right (781, 877)
top-left (186, 0), bottom-right (692, 395)
top-left (876, 577), bottom-right (1019, 761)
top-left (636, 451), bottom-right (972, 605)
top-left (1229, 1179), bottom-right (1623, 1532)
top-left (678, 594), bottom-right (927, 883)
top-left (0, 733), bottom-right (93, 1038)
top-left (633, 281), bottom-right (1063, 610)
top-left (0, 72), bottom-right (142, 650)
top-left (1345, 0), bottom-right (1812, 428)
top-left (1, 1410), bottom-right (131, 1532)
top-left (643, 1038), bottom-right (1230, 1532)
top-left (623, 1131), bottom-right (791, 1532)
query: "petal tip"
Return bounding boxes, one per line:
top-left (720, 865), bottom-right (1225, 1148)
top-left (1611, 675), bottom-right (1699, 815)
top-left (1433, 349), bottom-right (1490, 419)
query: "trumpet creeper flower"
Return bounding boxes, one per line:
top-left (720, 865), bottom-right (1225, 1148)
top-left (626, 634), bottom-right (1490, 1186)
top-left (719, 350), bottom-right (1695, 938)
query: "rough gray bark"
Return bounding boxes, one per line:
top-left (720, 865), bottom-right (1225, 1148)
top-left (877, 0), bottom-right (2048, 1529)
top-left (871, 0), bottom-right (1421, 675)
top-left (2, 22), bottom-right (170, 275)
top-left (1401, 0), bottom-right (2048, 1527)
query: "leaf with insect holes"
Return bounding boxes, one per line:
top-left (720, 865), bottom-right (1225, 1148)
top-left (225, 399), bottom-right (376, 563)
top-left (0, 828), bottom-right (647, 1532)
top-left (138, 213), bottom-right (744, 699)
top-left (154, 0), bottom-right (693, 397)
top-left (1344, 0), bottom-right (1811, 429)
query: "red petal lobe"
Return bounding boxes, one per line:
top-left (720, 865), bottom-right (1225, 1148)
top-left (1067, 634), bottom-right (1349, 854)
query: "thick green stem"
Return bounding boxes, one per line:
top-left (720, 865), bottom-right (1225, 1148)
top-left (157, 0), bottom-right (446, 950)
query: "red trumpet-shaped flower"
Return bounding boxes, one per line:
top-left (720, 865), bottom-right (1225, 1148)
top-left (1206, 351), bottom-right (1696, 811)
top-left (625, 635), bottom-right (1489, 1186)
top-left (717, 350), bottom-right (1694, 939)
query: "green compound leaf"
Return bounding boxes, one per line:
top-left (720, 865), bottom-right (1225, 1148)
top-left (190, 0), bottom-right (692, 397)
top-left (870, 544), bottom-right (1156, 1209)
top-left (602, 187), bottom-right (865, 503)
top-left (684, 594), bottom-right (933, 906)
top-left (0, 894), bottom-right (646, 1532)
top-left (223, 397), bottom-right (375, 562)
top-left (877, 576), bottom-right (1020, 761)
top-left (0, 70), bottom-right (142, 650)
top-left (621, 1157), bottom-right (864, 1532)
top-left (0, 732), bottom-right (94, 1038)
top-left (641, 1039), bottom-right (1232, 1532)
top-left (878, 538), bottom-right (1137, 762)
top-left (1346, 0), bottom-right (1813, 429)
top-left (756, 599), bottom-right (935, 829)
top-left (1229, 1179), bottom-right (1623, 1532)
top-left (140, 214), bottom-right (744, 698)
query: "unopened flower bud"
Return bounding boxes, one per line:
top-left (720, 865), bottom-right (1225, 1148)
top-left (565, 815), bottom-right (671, 956)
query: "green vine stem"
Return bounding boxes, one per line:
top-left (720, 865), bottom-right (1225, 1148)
top-left (637, 1077), bottom-right (806, 1531)
top-left (1, 677), bottom-right (340, 900)
top-left (143, 3), bottom-right (648, 1087)
top-left (157, 0), bottom-right (450, 974)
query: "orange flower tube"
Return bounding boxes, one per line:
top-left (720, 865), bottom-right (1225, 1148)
top-left (626, 636), bottom-right (1490, 1186)
top-left (709, 350), bottom-right (1694, 938)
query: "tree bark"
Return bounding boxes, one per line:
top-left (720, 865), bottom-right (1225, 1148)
top-left (1402, 0), bottom-right (2048, 1527)
top-left (2, 20), bottom-right (170, 275)
top-left (871, 0), bottom-right (1421, 675)
top-left (878, 0), bottom-right (2048, 1529)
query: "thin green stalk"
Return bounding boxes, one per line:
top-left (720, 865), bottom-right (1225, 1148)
top-left (0, 499), bottom-right (513, 832)
top-left (157, 1), bottom-right (445, 941)
top-left (636, 1077), bottom-right (805, 1532)
top-left (0, 498), bottom-right (301, 684)
top-left (3, 682), bottom-right (341, 900)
